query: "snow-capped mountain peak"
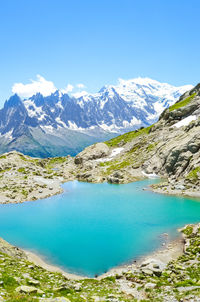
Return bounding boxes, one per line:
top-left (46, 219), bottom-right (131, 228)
top-left (0, 77), bottom-right (193, 157)
top-left (21, 77), bottom-right (193, 132)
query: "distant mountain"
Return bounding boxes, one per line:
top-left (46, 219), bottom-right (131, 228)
top-left (0, 78), bottom-right (193, 157)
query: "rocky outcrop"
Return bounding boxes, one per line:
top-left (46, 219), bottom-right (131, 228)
top-left (74, 143), bottom-right (109, 164)
top-left (0, 237), bottom-right (27, 259)
top-left (15, 285), bottom-right (41, 294)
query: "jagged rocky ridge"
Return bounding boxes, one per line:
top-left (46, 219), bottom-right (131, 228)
top-left (0, 78), bottom-right (192, 158)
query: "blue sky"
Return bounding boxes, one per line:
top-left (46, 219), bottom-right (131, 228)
top-left (0, 0), bottom-right (199, 105)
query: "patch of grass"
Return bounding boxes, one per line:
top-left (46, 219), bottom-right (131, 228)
top-left (147, 142), bottom-right (158, 151)
top-left (169, 93), bottom-right (196, 112)
top-left (48, 157), bottom-right (66, 165)
top-left (46, 157), bottom-right (67, 170)
top-left (2, 273), bottom-right (18, 291)
top-left (17, 167), bottom-right (26, 173)
top-left (105, 125), bottom-right (154, 147)
top-left (175, 279), bottom-right (196, 287)
top-left (182, 225), bottom-right (193, 236)
top-left (105, 160), bottom-right (132, 174)
top-left (127, 145), bottom-right (140, 154)
top-left (0, 167), bottom-right (11, 173)
top-left (99, 161), bottom-right (113, 167)
top-left (19, 154), bottom-right (38, 164)
top-left (104, 276), bottom-right (116, 282)
top-left (32, 171), bottom-right (42, 176)
top-left (186, 166), bottom-right (200, 180)
top-left (21, 189), bottom-right (28, 198)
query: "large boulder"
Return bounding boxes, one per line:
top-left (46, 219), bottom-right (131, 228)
top-left (74, 143), bottom-right (109, 164)
top-left (15, 285), bottom-right (38, 294)
top-left (140, 258), bottom-right (166, 277)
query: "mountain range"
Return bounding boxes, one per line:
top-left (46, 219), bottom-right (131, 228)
top-left (0, 77), bottom-right (193, 157)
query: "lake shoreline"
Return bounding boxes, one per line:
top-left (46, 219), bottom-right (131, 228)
top-left (23, 230), bottom-right (184, 281)
top-left (2, 175), bottom-right (200, 205)
top-left (24, 249), bottom-right (85, 280)
top-left (1, 178), bottom-right (191, 281)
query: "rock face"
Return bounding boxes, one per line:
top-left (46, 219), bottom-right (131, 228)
top-left (0, 237), bottom-right (27, 259)
top-left (74, 143), bottom-right (109, 164)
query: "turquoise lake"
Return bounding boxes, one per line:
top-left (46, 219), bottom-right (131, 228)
top-left (0, 180), bottom-right (200, 277)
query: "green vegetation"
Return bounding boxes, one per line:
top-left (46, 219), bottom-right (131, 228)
top-left (32, 171), bottom-right (42, 176)
top-left (21, 189), bottom-right (28, 198)
top-left (105, 125), bottom-right (153, 147)
top-left (0, 250), bottom-right (128, 302)
top-left (2, 273), bottom-right (18, 291)
top-left (99, 161), bottom-right (112, 167)
top-left (147, 142), bottom-right (158, 151)
top-left (19, 154), bottom-right (39, 164)
top-left (169, 93), bottom-right (196, 112)
top-left (46, 157), bottom-right (67, 170)
top-left (17, 167), bottom-right (26, 173)
top-left (0, 167), bottom-right (11, 173)
top-left (182, 225), bottom-right (193, 236)
top-left (100, 158), bottom-right (132, 175)
top-left (48, 157), bottom-right (67, 165)
top-left (106, 160), bottom-right (132, 174)
top-left (186, 166), bottom-right (200, 180)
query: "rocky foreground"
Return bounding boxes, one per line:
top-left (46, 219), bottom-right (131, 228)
top-left (0, 224), bottom-right (199, 301)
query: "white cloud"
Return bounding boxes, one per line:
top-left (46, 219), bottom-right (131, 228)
top-left (12, 75), bottom-right (88, 99)
top-left (12, 75), bottom-right (57, 98)
top-left (77, 83), bottom-right (86, 89)
top-left (61, 84), bottom-right (74, 94)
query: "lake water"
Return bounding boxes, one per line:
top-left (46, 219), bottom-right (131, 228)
top-left (0, 180), bottom-right (200, 277)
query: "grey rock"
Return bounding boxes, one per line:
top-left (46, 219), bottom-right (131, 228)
top-left (75, 143), bottom-right (109, 164)
top-left (40, 298), bottom-right (71, 302)
top-left (15, 285), bottom-right (38, 294)
top-left (174, 184), bottom-right (185, 190)
top-left (107, 176), bottom-right (119, 184)
top-left (141, 268), bottom-right (154, 276)
top-left (28, 279), bottom-right (40, 286)
top-left (145, 282), bottom-right (156, 289)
